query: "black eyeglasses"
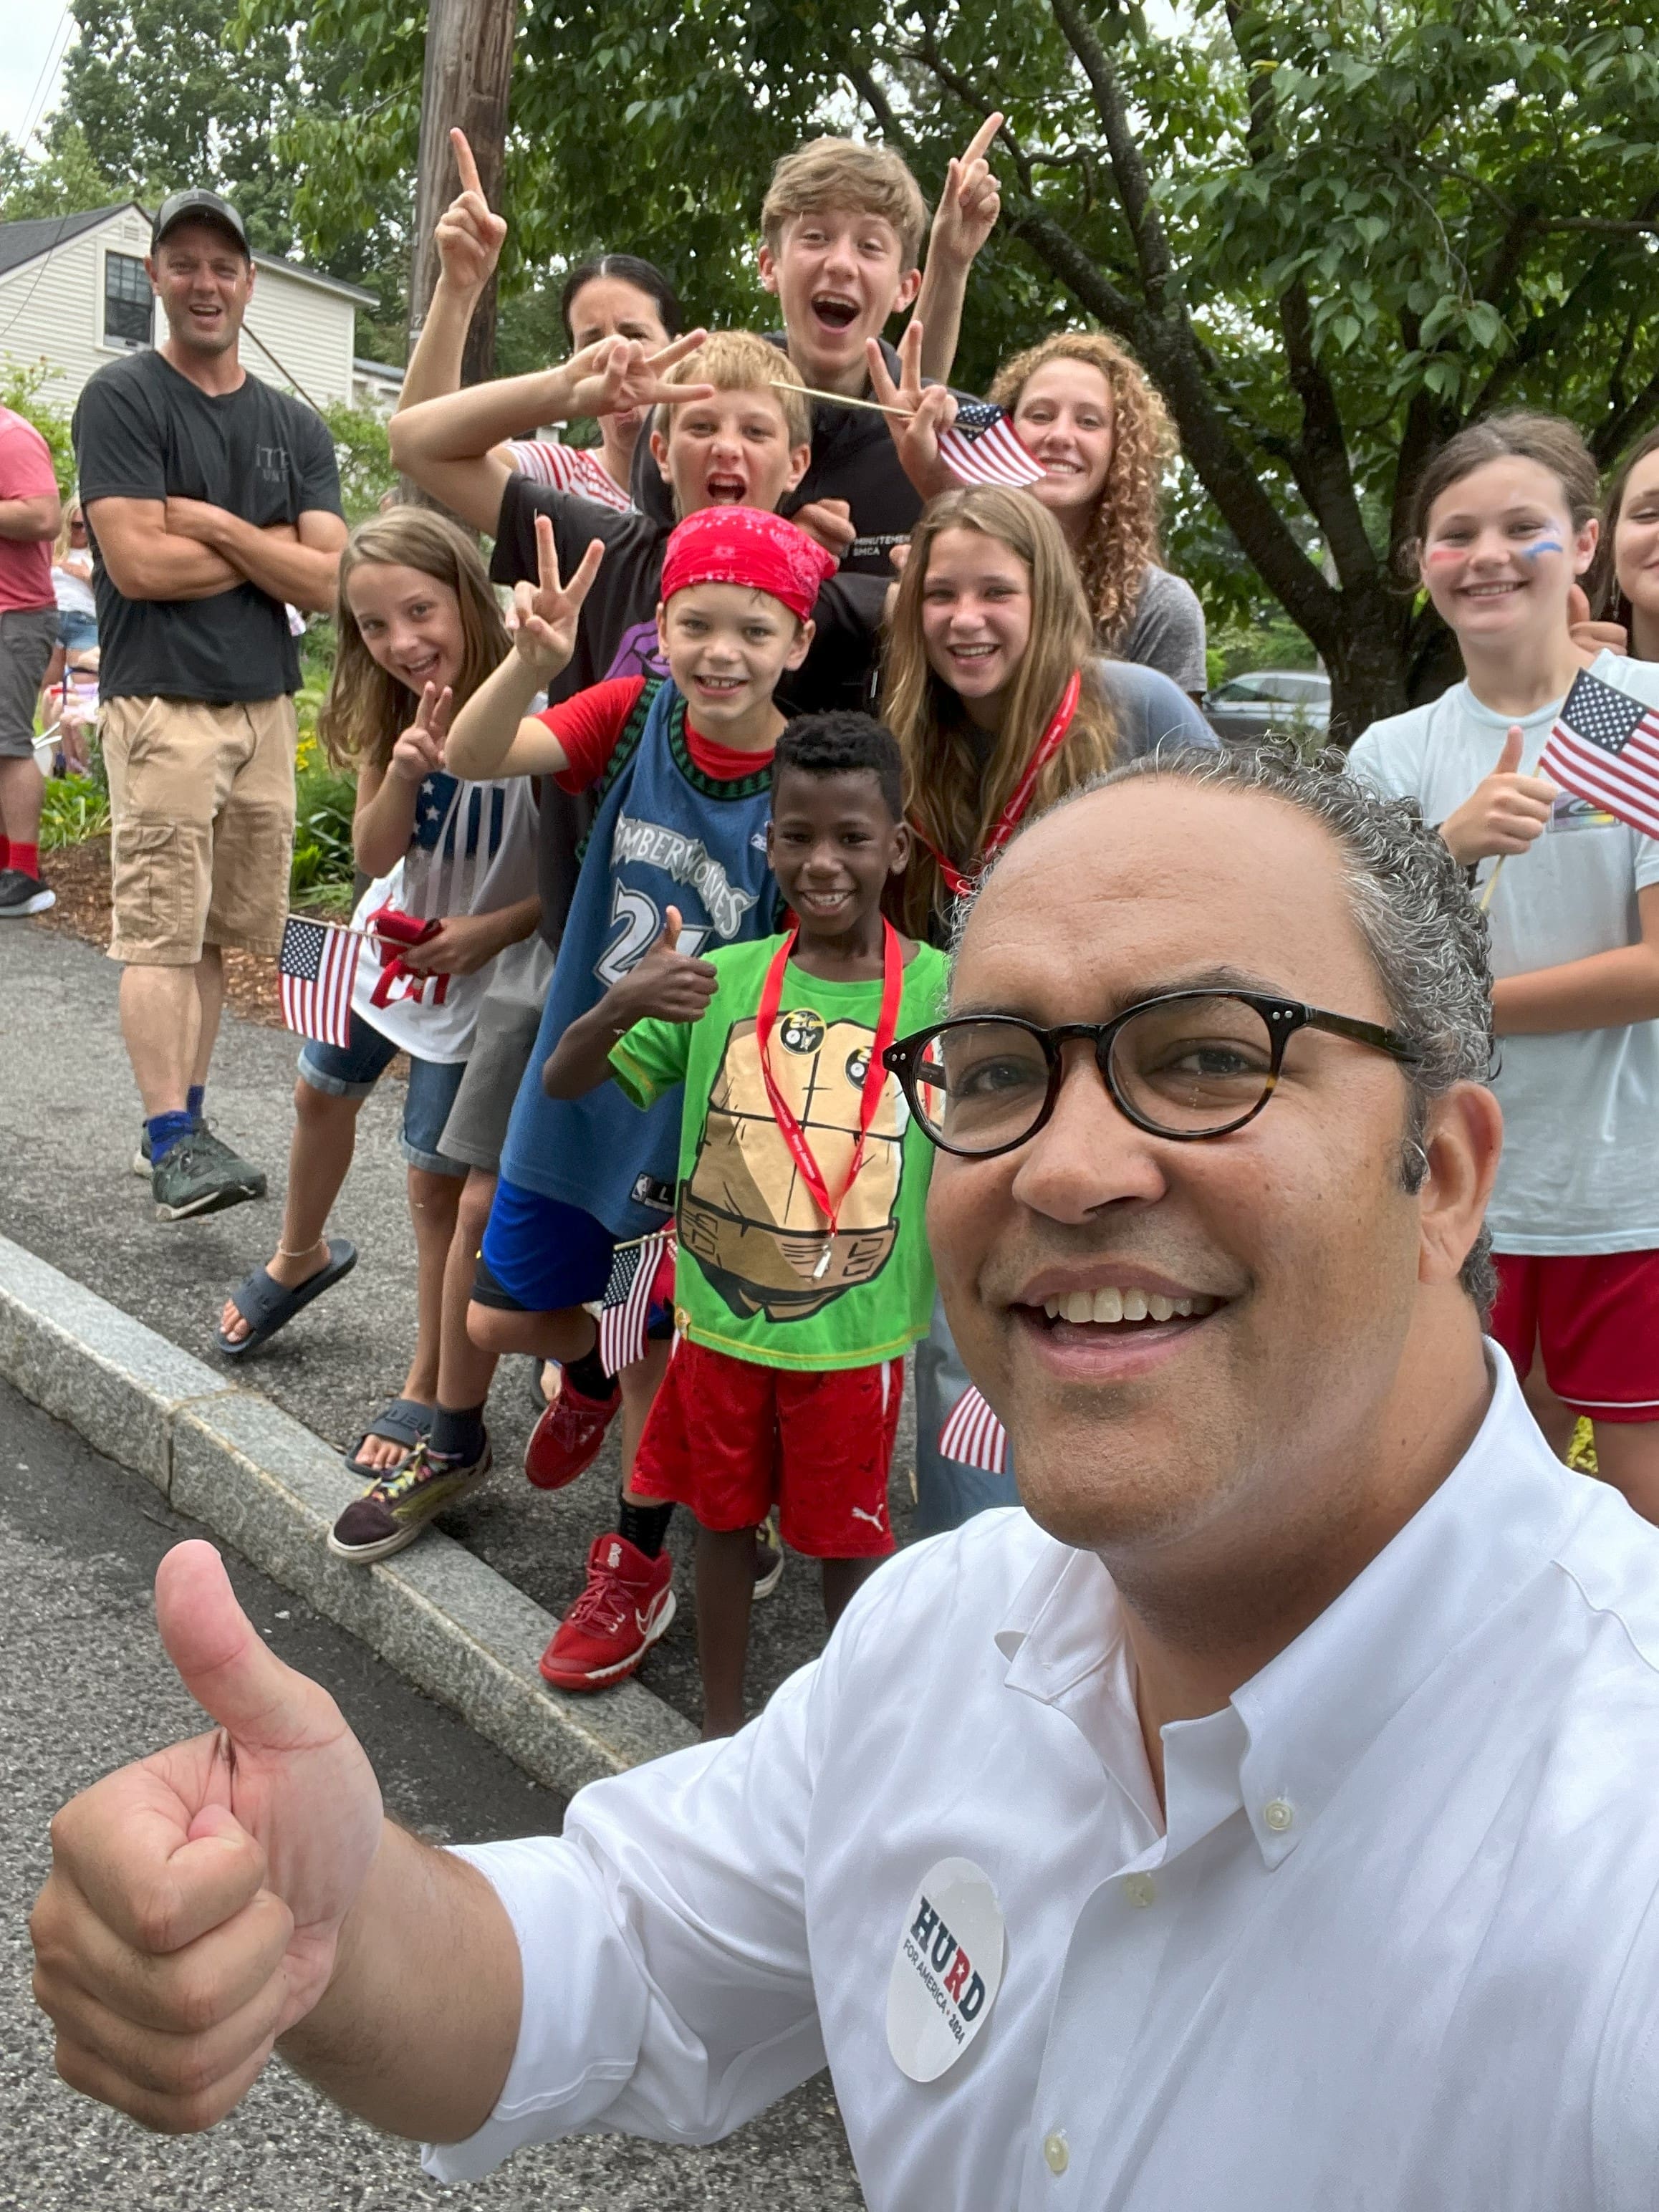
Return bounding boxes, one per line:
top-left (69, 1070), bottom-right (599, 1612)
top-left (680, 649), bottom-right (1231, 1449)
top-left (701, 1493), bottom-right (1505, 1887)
top-left (881, 989), bottom-right (1422, 1158)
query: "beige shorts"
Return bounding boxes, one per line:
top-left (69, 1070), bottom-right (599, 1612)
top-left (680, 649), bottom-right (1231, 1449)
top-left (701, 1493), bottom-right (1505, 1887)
top-left (102, 694), bottom-right (298, 965)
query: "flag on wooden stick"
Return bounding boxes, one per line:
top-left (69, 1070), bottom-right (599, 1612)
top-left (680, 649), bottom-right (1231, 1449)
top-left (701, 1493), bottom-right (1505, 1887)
top-left (597, 1229), bottom-right (675, 1376)
top-left (278, 915), bottom-right (360, 1048)
top-left (937, 400), bottom-right (1047, 490)
top-left (1538, 669), bottom-right (1659, 841)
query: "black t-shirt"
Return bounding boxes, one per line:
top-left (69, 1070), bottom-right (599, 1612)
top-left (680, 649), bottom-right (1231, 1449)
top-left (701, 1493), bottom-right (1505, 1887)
top-left (627, 335), bottom-right (936, 579)
top-left (489, 471), bottom-right (888, 947)
top-left (73, 350), bottom-right (342, 703)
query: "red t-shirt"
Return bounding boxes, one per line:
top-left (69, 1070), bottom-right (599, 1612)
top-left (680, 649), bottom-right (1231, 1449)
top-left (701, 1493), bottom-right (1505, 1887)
top-left (0, 407), bottom-right (57, 613)
top-left (538, 675), bottom-right (776, 794)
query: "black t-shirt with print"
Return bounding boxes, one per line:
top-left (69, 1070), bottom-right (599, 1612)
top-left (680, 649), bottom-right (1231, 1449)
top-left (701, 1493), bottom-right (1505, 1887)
top-left (489, 470), bottom-right (888, 947)
top-left (73, 348), bottom-right (342, 703)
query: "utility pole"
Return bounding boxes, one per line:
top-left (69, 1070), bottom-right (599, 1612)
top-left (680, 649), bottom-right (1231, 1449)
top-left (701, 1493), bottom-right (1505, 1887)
top-left (406, 0), bottom-right (517, 386)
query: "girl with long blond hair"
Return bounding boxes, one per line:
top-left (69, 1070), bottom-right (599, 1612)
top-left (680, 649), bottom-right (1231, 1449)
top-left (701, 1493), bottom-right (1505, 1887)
top-left (212, 509), bottom-right (540, 1516)
top-left (883, 484), bottom-right (1121, 940)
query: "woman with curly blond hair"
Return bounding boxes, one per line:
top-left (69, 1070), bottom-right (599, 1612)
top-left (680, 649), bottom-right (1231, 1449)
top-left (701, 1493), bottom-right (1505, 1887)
top-left (872, 324), bottom-right (1208, 701)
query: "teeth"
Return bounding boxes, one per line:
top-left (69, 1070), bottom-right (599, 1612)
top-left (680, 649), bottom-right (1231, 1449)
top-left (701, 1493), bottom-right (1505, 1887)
top-left (1040, 1289), bottom-right (1219, 1324)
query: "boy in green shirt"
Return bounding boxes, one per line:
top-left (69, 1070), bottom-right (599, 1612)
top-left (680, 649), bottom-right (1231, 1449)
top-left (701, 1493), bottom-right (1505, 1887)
top-left (543, 713), bottom-right (947, 1734)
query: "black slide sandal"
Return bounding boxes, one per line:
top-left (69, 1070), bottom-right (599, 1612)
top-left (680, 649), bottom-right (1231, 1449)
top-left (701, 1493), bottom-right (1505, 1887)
top-left (215, 1238), bottom-right (357, 1359)
top-left (342, 1398), bottom-right (433, 1479)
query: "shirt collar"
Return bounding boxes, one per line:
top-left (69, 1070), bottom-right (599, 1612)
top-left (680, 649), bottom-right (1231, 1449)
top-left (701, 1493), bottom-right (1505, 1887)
top-left (996, 1348), bottom-right (1592, 1869)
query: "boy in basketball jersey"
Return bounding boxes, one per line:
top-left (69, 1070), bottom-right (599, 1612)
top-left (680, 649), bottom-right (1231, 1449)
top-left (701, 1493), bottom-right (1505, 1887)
top-left (544, 714), bottom-right (947, 1734)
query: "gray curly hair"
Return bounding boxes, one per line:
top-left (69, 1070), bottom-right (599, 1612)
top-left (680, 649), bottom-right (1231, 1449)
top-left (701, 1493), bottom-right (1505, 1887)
top-left (958, 742), bottom-right (1498, 1313)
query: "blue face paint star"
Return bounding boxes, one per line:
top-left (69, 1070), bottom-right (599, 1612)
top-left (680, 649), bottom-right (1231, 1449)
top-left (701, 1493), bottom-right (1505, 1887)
top-left (1523, 538), bottom-right (1565, 560)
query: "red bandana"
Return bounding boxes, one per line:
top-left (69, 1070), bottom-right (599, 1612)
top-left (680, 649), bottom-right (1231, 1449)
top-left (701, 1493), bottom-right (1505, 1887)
top-left (659, 506), bottom-right (840, 623)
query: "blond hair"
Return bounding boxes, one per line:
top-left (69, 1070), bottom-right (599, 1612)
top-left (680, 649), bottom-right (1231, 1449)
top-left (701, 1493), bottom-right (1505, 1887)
top-left (989, 332), bottom-right (1177, 653)
top-left (54, 500), bottom-right (84, 562)
top-left (319, 509), bottom-right (509, 774)
top-left (761, 137), bottom-right (929, 271)
top-left (882, 486), bottom-right (1119, 936)
top-left (655, 330), bottom-right (812, 451)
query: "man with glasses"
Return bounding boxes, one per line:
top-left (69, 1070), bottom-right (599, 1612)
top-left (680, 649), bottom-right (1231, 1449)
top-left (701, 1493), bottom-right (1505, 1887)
top-left (34, 747), bottom-right (1659, 2208)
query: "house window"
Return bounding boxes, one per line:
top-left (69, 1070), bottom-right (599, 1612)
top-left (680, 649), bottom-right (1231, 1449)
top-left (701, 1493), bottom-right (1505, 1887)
top-left (103, 252), bottom-right (152, 347)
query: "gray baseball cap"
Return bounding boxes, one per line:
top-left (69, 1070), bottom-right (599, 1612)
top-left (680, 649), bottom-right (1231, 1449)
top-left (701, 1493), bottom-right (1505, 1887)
top-left (151, 189), bottom-right (250, 256)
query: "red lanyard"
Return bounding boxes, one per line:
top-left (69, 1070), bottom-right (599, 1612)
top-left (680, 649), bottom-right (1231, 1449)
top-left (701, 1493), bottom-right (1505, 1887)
top-left (754, 920), bottom-right (904, 1279)
top-left (914, 668), bottom-right (1083, 898)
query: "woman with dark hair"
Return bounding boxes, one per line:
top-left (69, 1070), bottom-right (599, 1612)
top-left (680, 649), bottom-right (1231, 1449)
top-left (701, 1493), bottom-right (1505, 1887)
top-left (506, 255), bottom-right (683, 514)
top-left (1587, 427), bottom-right (1659, 661)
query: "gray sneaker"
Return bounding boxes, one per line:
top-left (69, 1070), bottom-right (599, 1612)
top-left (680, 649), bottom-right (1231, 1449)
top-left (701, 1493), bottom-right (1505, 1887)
top-left (151, 1132), bottom-right (266, 1221)
top-left (136, 1120), bottom-right (267, 1198)
top-left (0, 865), bottom-right (54, 918)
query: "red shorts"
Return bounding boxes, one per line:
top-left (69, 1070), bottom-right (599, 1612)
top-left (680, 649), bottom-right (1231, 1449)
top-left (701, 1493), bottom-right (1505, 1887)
top-left (632, 1340), bottom-right (903, 1557)
top-left (1491, 1250), bottom-right (1659, 1422)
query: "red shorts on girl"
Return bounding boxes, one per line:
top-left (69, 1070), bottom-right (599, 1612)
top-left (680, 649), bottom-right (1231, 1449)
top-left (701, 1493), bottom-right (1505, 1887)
top-left (1490, 1251), bottom-right (1659, 1422)
top-left (632, 1340), bottom-right (903, 1557)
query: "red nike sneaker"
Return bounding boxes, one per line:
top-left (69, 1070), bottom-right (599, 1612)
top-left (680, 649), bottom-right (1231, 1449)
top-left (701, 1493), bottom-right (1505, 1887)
top-left (539, 1533), bottom-right (675, 1690)
top-left (523, 1373), bottom-right (620, 1490)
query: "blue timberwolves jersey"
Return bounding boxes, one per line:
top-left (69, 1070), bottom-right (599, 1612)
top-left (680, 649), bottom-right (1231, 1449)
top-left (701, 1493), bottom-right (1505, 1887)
top-left (500, 678), bottom-right (781, 1239)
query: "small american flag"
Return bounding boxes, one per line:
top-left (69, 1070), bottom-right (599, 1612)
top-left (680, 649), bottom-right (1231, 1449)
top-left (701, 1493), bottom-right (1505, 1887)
top-left (1539, 670), bottom-right (1659, 841)
top-left (938, 1385), bottom-right (1009, 1475)
top-left (597, 1229), bottom-right (675, 1376)
top-left (937, 400), bottom-right (1046, 491)
top-left (278, 915), bottom-right (360, 1049)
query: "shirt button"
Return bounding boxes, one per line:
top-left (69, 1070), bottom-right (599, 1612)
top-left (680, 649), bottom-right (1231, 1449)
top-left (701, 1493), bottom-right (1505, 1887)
top-left (1043, 2130), bottom-right (1070, 2175)
top-left (1122, 1872), bottom-right (1156, 1907)
top-left (1264, 1799), bottom-right (1294, 1833)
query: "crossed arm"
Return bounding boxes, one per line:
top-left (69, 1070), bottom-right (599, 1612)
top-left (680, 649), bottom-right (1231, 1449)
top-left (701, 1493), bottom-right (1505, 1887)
top-left (0, 487), bottom-right (62, 544)
top-left (87, 498), bottom-right (347, 610)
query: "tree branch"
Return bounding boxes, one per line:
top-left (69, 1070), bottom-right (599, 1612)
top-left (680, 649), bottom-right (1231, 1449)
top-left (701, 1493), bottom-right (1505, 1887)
top-left (1047, 0), bottom-right (1173, 307)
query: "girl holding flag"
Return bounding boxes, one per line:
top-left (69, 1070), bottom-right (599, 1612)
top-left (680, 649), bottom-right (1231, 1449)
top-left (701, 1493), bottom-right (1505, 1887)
top-left (1349, 412), bottom-right (1659, 1519)
top-left (213, 511), bottom-right (539, 1500)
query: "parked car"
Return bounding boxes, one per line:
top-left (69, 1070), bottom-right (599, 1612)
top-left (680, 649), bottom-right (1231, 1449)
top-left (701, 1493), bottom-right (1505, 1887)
top-left (1204, 669), bottom-right (1331, 746)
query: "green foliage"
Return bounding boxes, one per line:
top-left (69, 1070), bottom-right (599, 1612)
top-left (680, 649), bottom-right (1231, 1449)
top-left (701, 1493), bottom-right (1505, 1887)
top-left (322, 402), bottom-right (397, 523)
top-left (0, 122), bottom-right (108, 223)
top-left (0, 362), bottom-right (75, 498)
top-left (38, 775), bottom-right (111, 851)
top-left (289, 746), bottom-right (358, 908)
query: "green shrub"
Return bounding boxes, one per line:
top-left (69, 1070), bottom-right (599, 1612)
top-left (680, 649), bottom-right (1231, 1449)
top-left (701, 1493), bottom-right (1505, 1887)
top-left (290, 748), bottom-right (360, 910)
top-left (39, 774), bottom-right (111, 851)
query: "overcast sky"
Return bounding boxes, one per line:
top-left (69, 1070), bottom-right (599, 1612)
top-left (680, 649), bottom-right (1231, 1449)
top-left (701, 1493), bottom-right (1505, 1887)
top-left (1, 9), bottom-right (72, 157)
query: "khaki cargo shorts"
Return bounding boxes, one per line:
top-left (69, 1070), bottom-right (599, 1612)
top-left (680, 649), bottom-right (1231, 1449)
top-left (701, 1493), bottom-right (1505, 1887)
top-left (102, 694), bottom-right (298, 965)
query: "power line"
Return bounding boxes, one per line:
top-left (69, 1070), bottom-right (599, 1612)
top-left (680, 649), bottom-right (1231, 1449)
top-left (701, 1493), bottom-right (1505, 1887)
top-left (16, 4), bottom-right (74, 153)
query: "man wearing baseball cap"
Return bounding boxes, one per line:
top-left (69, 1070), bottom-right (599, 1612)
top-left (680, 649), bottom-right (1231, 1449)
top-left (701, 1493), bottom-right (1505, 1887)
top-left (72, 187), bottom-right (347, 1221)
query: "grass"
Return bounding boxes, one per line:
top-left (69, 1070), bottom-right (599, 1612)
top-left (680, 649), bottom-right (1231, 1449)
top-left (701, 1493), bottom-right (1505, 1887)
top-left (38, 774), bottom-right (111, 852)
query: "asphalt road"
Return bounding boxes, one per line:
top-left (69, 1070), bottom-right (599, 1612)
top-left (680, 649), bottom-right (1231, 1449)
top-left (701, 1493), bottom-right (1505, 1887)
top-left (0, 1380), bottom-right (862, 2208)
top-left (0, 920), bottom-right (918, 1728)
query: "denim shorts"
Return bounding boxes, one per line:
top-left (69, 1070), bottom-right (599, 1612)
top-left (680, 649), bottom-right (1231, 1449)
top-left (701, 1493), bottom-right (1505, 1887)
top-left (57, 608), bottom-right (98, 653)
top-left (298, 1011), bottom-right (468, 1178)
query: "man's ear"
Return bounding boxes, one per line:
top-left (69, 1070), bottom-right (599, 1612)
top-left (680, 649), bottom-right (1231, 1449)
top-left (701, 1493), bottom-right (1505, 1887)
top-left (1416, 1082), bottom-right (1504, 1291)
top-left (757, 243), bottom-right (781, 299)
top-left (785, 615), bottom-right (815, 672)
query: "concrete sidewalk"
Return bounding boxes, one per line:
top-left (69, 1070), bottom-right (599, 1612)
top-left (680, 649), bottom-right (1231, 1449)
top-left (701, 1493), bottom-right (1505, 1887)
top-left (0, 919), bottom-right (920, 1741)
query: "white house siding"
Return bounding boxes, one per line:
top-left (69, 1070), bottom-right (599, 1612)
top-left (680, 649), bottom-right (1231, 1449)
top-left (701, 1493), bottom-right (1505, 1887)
top-left (0, 206), bottom-right (157, 408)
top-left (0, 207), bottom-right (362, 416)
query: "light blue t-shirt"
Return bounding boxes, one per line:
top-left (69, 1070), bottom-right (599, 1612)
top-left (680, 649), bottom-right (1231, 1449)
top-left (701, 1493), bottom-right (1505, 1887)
top-left (1348, 650), bottom-right (1659, 1256)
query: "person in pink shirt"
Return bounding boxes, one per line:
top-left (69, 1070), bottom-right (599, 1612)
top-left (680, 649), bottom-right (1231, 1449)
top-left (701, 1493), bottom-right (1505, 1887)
top-left (0, 403), bottom-right (64, 918)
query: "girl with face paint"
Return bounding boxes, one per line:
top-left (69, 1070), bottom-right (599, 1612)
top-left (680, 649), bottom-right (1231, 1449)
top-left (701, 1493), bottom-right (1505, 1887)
top-left (1348, 411), bottom-right (1659, 1525)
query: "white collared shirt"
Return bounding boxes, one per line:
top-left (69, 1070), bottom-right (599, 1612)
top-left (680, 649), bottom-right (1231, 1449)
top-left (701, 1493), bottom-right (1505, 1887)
top-left (426, 1353), bottom-right (1659, 2208)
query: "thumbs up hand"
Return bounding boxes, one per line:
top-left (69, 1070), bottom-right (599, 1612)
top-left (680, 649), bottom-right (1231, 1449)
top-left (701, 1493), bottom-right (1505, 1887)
top-left (30, 1542), bottom-right (383, 2132)
top-left (610, 903), bottom-right (721, 1026)
top-left (1440, 723), bottom-right (1559, 866)
top-left (1567, 580), bottom-right (1628, 667)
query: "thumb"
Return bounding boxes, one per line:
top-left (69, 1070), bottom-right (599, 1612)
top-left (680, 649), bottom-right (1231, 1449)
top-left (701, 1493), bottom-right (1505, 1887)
top-left (1567, 582), bottom-right (1591, 629)
top-left (1496, 723), bottom-right (1524, 775)
top-left (655, 903), bottom-right (684, 952)
top-left (156, 1542), bottom-right (320, 1754)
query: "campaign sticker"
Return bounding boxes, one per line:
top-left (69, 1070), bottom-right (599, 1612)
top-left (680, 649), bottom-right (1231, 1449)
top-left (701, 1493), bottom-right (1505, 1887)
top-left (886, 1857), bottom-right (1006, 2083)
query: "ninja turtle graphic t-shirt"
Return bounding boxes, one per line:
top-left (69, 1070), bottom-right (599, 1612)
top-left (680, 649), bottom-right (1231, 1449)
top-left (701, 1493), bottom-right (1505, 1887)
top-left (611, 934), bottom-right (949, 1369)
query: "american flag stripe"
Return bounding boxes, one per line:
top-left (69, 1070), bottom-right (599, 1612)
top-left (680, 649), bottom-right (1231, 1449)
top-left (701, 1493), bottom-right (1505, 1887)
top-left (938, 415), bottom-right (1047, 489)
top-left (278, 916), bottom-right (360, 1049)
top-left (938, 1385), bottom-right (1009, 1475)
top-left (1537, 670), bottom-right (1659, 842)
top-left (598, 1229), bottom-right (674, 1375)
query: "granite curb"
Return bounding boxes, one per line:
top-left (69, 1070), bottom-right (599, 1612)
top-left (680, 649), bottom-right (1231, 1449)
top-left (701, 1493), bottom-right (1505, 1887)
top-left (0, 1233), bottom-right (696, 1791)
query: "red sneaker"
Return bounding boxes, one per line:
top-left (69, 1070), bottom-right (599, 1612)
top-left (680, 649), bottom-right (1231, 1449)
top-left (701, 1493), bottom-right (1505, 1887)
top-left (539, 1533), bottom-right (675, 1691)
top-left (523, 1373), bottom-right (620, 1490)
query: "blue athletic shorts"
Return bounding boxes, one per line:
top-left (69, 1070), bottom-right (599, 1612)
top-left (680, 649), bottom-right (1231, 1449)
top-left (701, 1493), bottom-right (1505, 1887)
top-left (299, 1012), bottom-right (467, 1178)
top-left (475, 1177), bottom-right (617, 1314)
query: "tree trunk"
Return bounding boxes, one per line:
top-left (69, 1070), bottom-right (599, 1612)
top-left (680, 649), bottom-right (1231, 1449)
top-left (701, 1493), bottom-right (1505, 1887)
top-left (400, 0), bottom-right (516, 506)
top-left (1322, 580), bottom-right (1413, 749)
